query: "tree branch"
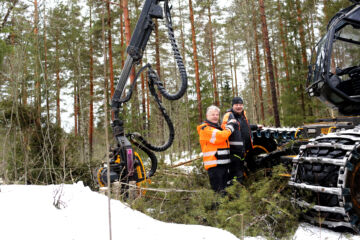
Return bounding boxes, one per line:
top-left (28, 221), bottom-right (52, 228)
top-left (1, 0), bottom-right (18, 31)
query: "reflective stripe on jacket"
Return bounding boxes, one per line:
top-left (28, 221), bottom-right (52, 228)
top-left (221, 111), bottom-right (244, 154)
top-left (197, 121), bottom-right (232, 170)
top-left (222, 110), bottom-right (256, 156)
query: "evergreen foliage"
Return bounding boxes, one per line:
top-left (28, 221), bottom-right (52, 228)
top-left (131, 165), bottom-right (299, 239)
top-left (0, 39), bottom-right (11, 67)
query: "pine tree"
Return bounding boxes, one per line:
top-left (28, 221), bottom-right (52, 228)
top-left (189, 0), bottom-right (203, 123)
top-left (259, 0), bottom-right (280, 127)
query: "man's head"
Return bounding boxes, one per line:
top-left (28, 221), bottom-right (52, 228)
top-left (206, 105), bottom-right (220, 124)
top-left (232, 97), bottom-right (244, 114)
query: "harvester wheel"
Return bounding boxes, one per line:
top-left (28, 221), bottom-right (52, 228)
top-left (289, 130), bottom-right (360, 233)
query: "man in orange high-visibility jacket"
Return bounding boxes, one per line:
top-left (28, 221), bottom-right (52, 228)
top-left (197, 105), bottom-right (238, 193)
top-left (221, 97), bottom-right (262, 183)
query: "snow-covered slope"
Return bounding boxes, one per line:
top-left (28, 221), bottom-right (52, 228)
top-left (0, 182), bottom-right (239, 240)
top-left (1, 182), bottom-right (360, 240)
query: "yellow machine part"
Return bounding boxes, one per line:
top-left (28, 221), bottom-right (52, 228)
top-left (295, 128), bottom-right (303, 138)
top-left (134, 152), bottom-right (150, 196)
top-left (253, 145), bottom-right (269, 153)
top-left (319, 126), bottom-right (337, 135)
top-left (96, 167), bottom-right (105, 187)
top-left (96, 152), bottom-right (151, 195)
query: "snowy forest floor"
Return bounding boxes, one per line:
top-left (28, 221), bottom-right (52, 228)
top-left (1, 182), bottom-right (360, 240)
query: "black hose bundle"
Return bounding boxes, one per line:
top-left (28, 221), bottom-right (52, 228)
top-left (119, 0), bottom-right (187, 154)
top-left (131, 67), bottom-right (175, 152)
top-left (113, 1), bottom-right (187, 176)
top-left (156, 0), bottom-right (187, 101)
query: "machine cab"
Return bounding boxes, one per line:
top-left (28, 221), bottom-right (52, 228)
top-left (307, 3), bottom-right (360, 115)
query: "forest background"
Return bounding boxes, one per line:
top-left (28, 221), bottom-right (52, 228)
top-left (0, 0), bottom-right (351, 188)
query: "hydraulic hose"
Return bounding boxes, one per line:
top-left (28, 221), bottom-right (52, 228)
top-left (126, 1), bottom-right (188, 151)
top-left (131, 67), bottom-right (175, 152)
top-left (118, 64), bottom-right (175, 152)
top-left (152, 0), bottom-right (187, 101)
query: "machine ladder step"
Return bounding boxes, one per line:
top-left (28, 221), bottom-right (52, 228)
top-left (294, 156), bottom-right (348, 166)
top-left (300, 143), bottom-right (355, 151)
top-left (288, 181), bottom-right (348, 195)
top-left (295, 199), bottom-right (346, 215)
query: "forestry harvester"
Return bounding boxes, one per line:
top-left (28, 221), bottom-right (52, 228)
top-left (94, 0), bottom-right (360, 233)
top-left (95, 0), bottom-right (187, 193)
top-left (251, 1), bottom-right (360, 232)
top-left (288, 1), bottom-right (360, 232)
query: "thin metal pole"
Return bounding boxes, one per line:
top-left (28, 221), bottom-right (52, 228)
top-left (102, 3), bottom-right (112, 240)
top-left (241, 214), bottom-right (244, 240)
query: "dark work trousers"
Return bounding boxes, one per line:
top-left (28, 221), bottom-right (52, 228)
top-left (207, 164), bottom-right (229, 193)
top-left (228, 154), bottom-right (244, 184)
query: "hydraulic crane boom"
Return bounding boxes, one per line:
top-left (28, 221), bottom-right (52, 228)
top-left (96, 0), bottom-right (187, 189)
top-left (111, 0), bottom-right (163, 109)
top-left (110, 0), bottom-right (164, 179)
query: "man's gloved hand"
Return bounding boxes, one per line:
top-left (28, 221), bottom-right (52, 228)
top-left (225, 119), bottom-right (239, 133)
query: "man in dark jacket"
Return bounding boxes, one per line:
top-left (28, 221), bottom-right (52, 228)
top-left (221, 97), bottom-right (261, 183)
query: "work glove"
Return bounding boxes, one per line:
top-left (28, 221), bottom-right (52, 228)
top-left (225, 119), bottom-right (239, 133)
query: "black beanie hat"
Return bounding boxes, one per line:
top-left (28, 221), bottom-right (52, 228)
top-left (232, 97), bottom-right (243, 106)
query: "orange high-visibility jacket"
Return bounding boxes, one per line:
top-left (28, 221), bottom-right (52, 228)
top-left (197, 121), bottom-right (232, 170)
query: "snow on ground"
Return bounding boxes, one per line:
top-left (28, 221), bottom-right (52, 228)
top-left (0, 182), bottom-right (238, 240)
top-left (164, 151), bottom-right (201, 173)
top-left (1, 182), bottom-right (360, 240)
top-left (293, 223), bottom-right (360, 240)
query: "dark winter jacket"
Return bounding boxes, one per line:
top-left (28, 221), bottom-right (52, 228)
top-left (221, 109), bottom-right (258, 156)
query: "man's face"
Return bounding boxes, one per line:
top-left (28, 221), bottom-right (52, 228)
top-left (206, 109), bottom-right (219, 124)
top-left (232, 103), bottom-right (244, 114)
